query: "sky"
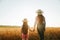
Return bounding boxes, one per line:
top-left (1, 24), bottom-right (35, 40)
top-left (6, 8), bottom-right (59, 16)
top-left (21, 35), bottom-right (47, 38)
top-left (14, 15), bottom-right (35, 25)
top-left (0, 0), bottom-right (60, 27)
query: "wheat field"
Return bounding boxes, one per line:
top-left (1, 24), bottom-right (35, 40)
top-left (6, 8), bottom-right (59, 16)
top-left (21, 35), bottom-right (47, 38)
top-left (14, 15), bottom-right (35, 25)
top-left (0, 26), bottom-right (60, 40)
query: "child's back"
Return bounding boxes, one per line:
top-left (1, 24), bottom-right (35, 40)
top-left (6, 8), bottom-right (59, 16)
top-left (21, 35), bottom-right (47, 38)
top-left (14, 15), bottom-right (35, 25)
top-left (21, 19), bottom-right (29, 40)
top-left (22, 23), bottom-right (28, 34)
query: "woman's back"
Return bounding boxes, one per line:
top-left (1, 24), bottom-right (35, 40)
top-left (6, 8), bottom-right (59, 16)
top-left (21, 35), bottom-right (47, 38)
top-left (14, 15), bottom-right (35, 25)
top-left (36, 15), bottom-right (44, 24)
top-left (36, 15), bottom-right (45, 32)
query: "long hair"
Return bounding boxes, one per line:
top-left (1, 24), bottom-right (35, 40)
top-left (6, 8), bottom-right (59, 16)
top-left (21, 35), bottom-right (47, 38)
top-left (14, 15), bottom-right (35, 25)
top-left (22, 19), bottom-right (28, 34)
top-left (36, 15), bottom-right (45, 24)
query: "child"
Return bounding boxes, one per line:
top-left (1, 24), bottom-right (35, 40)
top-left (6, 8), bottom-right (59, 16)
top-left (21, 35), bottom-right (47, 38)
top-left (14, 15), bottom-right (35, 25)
top-left (21, 18), bottom-right (29, 40)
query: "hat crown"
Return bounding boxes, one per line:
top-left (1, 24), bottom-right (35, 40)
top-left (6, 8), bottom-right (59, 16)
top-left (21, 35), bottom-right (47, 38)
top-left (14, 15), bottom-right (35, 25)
top-left (23, 18), bottom-right (28, 22)
top-left (36, 9), bottom-right (43, 15)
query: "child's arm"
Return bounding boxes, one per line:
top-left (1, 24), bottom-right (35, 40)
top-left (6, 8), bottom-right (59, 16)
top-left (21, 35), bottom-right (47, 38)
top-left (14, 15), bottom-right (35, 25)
top-left (33, 21), bottom-right (37, 31)
top-left (28, 26), bottom-right (33, 32)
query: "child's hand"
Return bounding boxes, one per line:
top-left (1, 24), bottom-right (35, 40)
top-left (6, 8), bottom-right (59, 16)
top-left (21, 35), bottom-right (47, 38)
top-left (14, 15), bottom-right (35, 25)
top-left (29, 29), bottom-right (33, 32)
top-left (32, 29), bottom-right (35, 32)
top-left (29, 27), bottom-right (35, 32)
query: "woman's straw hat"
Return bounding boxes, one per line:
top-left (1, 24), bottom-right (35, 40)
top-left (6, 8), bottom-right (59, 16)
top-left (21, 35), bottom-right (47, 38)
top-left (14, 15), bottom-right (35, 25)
top-left (36, 9), bottom-right (43, 15)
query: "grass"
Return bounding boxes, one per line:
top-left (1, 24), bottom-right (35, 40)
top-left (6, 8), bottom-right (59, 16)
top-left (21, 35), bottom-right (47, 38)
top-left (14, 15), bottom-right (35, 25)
top-left (0, 26), bottom-right (60, 40)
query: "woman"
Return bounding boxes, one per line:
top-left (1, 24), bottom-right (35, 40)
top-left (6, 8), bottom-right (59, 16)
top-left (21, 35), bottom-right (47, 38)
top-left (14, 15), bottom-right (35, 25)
top-left (34, 9), bottom-right (46, 40)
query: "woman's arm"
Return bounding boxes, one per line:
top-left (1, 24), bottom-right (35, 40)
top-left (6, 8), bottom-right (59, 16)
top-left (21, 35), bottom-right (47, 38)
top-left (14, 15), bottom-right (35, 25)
top-left (33, 20), bottom-right (37, 31)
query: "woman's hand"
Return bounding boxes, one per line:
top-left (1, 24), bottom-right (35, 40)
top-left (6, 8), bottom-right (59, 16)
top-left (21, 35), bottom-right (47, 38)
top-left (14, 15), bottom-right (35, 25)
top-left (32, 29), bottom-right (35, 32)
top-left (29, 28), bottom-right (35, 32)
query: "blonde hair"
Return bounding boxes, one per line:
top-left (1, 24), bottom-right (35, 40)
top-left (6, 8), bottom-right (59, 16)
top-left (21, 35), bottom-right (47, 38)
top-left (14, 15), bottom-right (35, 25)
top-left (22, 18), bottom-right (28, 34)
top-left (37, 15), bottom-right (44, 24)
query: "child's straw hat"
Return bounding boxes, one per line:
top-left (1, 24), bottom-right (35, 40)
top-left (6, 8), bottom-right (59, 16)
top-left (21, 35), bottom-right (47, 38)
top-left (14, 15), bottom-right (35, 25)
top-left (23, 18), bottom-right (28, 22)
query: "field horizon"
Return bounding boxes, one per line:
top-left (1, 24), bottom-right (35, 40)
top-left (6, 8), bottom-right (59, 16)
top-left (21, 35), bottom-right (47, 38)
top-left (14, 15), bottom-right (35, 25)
top-left (0, 25), bottom-right (60, 28)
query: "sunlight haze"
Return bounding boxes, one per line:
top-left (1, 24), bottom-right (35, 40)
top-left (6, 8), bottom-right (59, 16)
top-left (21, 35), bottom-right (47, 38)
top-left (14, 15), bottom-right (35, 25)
top-left (0, 0), bottom-right (60, 27)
